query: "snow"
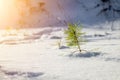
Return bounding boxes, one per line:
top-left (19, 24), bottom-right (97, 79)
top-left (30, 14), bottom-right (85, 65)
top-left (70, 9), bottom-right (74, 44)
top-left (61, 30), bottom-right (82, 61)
top-left (0, 0), bottom-right (120, 80)
top-left (0, 27), bottom-right (120, 80)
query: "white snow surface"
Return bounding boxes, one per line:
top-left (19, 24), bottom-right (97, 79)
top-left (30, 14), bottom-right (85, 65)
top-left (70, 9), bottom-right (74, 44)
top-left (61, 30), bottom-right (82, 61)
top-left (0, 27), bottom-right (120, 80)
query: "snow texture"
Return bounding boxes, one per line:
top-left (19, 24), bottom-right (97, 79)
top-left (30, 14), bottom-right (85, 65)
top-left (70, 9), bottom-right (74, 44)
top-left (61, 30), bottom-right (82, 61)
top-left (0, 27), bottom-right (120, 80)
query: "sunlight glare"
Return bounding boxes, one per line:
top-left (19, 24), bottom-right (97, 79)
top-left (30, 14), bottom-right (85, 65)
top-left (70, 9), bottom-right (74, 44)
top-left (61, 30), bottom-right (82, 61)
top-left (0, 0), bottom-right (18, 29)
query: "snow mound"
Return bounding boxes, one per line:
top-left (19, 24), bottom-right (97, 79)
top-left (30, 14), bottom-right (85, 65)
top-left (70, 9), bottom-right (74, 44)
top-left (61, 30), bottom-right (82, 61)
top-left (105, 57), bottom-right (120, 62)
top-left (0, 68), bottom-right (44, 79)
top-left (67, 52), bottom-right (102, 58)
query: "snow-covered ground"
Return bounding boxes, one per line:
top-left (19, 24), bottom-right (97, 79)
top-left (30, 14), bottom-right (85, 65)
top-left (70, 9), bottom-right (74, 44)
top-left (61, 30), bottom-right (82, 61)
top-left (0, 27), bottom-right (120, 80)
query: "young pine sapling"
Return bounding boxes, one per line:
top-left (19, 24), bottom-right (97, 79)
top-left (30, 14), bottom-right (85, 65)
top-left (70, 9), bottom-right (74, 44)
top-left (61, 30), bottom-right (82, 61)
top-left (65, 23), bottom-right (85, 53)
